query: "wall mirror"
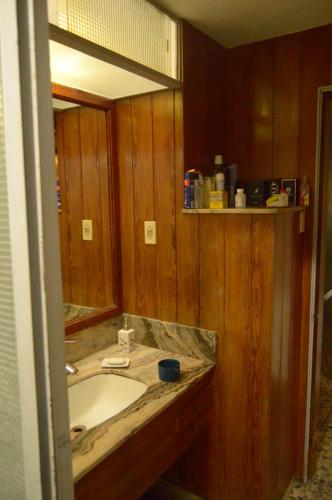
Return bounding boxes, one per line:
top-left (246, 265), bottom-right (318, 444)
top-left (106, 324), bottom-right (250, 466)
top-left (53, 84), bottom-right (121, 335)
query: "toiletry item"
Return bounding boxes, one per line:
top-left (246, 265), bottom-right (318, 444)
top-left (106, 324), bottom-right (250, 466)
top-left (279, 188), bottom-right (288, 207)
top-left (184, 170), bottom-right (194, 209)
top-left (227, 164), bottom-right (238, 207)
top-left (246, 181), bottom-right (266, 207)
top-left (118, 316), bottom-right (135, 352)
top-left (214, 154), bottom-right (225, 191)
top-left (209, 190), bottom-right (227, 209)
top-left (203, 176), bottom-right (215, 208)
top-left (281, 178), bottom-right (298, 206)
top-left (158, 359), bottom-right (180, 382)
top-left (299, 175), bottom-right (310, 206)
top-left (266, 195), bottom-right (279, 207)
top-left (193, 171), bottom-right (204, 208)
top-left (101, 357), bottom-right (130, 368)
top-left (235, 188), bottom-right (246, 208)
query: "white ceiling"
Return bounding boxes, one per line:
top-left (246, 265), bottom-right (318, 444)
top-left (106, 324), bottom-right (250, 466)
top-left (157, 0), bottom-right (332, 47)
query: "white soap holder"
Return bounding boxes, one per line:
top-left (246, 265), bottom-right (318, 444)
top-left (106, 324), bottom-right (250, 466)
top-left (101, 357), bottom-right (130, 368)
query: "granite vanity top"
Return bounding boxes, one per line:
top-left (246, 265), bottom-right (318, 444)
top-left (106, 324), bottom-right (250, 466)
top-left (69, 343), bottom-right (214, 482)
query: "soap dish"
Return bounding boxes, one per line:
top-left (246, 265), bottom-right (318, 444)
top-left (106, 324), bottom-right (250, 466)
top-left (101, 357), bottom-right (130, 368)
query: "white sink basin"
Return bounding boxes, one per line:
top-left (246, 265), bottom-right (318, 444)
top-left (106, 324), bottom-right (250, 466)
top-left (68, 373), bottom-right (148, 431)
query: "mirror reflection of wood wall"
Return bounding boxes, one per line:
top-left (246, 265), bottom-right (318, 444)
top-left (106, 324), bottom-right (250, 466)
top-left (55, 107), bottom-right (114, 310)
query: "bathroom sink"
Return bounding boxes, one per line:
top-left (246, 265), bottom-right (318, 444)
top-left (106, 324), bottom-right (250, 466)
top-left (68, 373), bottom-right (148, 431)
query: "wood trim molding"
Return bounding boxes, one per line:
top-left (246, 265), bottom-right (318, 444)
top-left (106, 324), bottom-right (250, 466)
top-left (52, 83), bottom-right (113, 110)
top-left (65, 306), bottom-right (121, 336)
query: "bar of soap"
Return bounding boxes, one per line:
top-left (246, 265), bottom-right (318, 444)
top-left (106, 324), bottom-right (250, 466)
top-left (101, 357), bottom-right (130, 368)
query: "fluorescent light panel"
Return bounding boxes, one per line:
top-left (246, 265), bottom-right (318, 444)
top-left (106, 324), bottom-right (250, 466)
top-left (49, 40), bottom-right (166, 100)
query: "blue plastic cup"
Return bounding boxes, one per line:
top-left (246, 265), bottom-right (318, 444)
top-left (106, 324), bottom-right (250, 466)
top-left (158, 358), bottom-right (180, 382)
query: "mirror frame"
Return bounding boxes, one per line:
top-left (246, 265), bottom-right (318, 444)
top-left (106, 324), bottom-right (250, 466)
top-left (52, 83), bottom-right (122, 335)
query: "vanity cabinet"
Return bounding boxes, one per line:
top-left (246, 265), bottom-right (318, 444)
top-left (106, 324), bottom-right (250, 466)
top-left (74, 370), bottom-right (213, 500)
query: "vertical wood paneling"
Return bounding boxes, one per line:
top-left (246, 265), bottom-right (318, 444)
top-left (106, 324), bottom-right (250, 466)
top-left (199, 215), bottom-right (224, 331)
top-left (223, 215), bottom-right (251, 499)
top-left (117, 99), bottom-right (136, 313)
top-left (131, 95), bottom-right (156, 317)
top-left (298, 27), bottom-right (330, 185)
top-left (152, 91), bottom-right (177, 321)
top-left (248, 42), bottom-right (275, 179)
top-left (279, 214), bottom-right (296, 493)
top-left (273, 35), bottom-right (300, 178)
top-left (55, 112), bottom-right (72, 303)
top-left (224, 46), bottom-right (251, 173)
top-left (174, 90), bottom-right (200, 326)
top-left (98, 111), bottom-right (114, 305)
top-left (182, 21), bottom-right (226, 172)
top-left (247, 215), bottom-right (275, 498)
top-left (56, 107), bottom-right (114, 309)
top-left (80, 108), bottom-right (105, 306)
top-left (63, 109), bottom-right (87, 306)
top-left (269, 213), bottom-right (284, 498)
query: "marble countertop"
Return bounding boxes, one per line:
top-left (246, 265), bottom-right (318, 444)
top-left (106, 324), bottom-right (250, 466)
top-left (69, 343), bottom-right (214, 482)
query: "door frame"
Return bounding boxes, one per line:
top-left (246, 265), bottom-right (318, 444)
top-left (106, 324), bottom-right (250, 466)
top-left (305, 85), bottom-right (332, 478)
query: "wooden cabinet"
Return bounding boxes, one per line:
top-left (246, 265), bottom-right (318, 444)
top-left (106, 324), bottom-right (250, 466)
top-left (167, 209), bottom-right (304, 500)
top-left (74, 371), bottom-right (213, 500)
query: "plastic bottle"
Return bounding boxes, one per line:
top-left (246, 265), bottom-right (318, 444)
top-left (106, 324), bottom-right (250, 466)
top-left (299, 175), bottom-right (310, 206)
top-left (214, 154), bottom-right (225, 191)
top-left (279, 188), bottom-right (288, 207)
top-left (235, 188), bottom-right (246, 208)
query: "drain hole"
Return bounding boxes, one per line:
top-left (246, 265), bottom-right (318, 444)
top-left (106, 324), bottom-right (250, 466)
top-left (71, 424), bottom-right (87, 433)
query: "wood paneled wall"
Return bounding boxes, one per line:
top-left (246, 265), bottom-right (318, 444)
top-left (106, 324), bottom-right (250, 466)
top-left (224, 24), bottom-right (332, 475)
top-left (115, 21), bottom-right (331, 500)
top-left (182, 20), bottom-right (226, 173)
top-left (55, 107), bottom-right (114, 308)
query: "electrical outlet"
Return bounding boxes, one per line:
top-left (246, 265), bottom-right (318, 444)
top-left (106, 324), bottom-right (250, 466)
top-left (82, 219), bottom-right (93, 240)
top-left (144, 221), bottom-right (156, 245)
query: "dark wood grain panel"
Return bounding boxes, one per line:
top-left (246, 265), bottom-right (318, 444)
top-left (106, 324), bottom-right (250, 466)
top-left (116, 99), bottom-right (136, 313)
top-left (55, 111), bottom-right (72, 303)
top-left (273, 35), bottom-right (300, 179)
top-left (247, 215), bottom-right (275, 498)
top-left (223, 214), bottom-right (251, 499)
top-left (297, 26), bottom-right (330, 186)
top-left (181, 20), bottom-right (226, 173)
top-left (174, 90), bottom-right (200, 326)
top-left (62, 108), bottom-right (87, 306)
top-left (248, 41), bottom-right (274, 180)
top-left (224, 46), bottom-right (251, 172)
top-left (80, 107), bottom-right (105, 307)
top-left (269, 213), bottom-right (284, 498)
top-left (199, 215), bottom-right (224, 332)
top-left (131, 94), bottom-right (156, 317)
top-left (98, 110), bottom-right (114, 305)
top-left (152, 91), bottom-right (177, 322)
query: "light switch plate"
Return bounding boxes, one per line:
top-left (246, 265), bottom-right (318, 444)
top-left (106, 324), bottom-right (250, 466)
top-left (82, 219), bottom-right (93, 240)
top-left (144, 221), bottom-right (156, 245)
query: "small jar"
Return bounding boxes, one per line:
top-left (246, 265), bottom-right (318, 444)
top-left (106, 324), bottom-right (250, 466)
top-left (235, 188), bottom-right (246, 208)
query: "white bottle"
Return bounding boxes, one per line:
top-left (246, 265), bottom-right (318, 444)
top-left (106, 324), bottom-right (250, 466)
top-left (279, 188), bottom-right (288, 207)
top-left (235, 188), bottom-right (246, 208)
top-left (118, 316), bottom-right (136, 352)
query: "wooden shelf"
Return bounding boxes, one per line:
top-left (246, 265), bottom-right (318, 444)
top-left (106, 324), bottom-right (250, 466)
top-left (182, 206), bottom-right (305, 215)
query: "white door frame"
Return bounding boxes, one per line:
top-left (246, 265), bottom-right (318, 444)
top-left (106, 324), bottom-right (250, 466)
top-left (1, 0), bottom-right (74, 497)
top-left (304, 84), bottom-right (332, 479)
